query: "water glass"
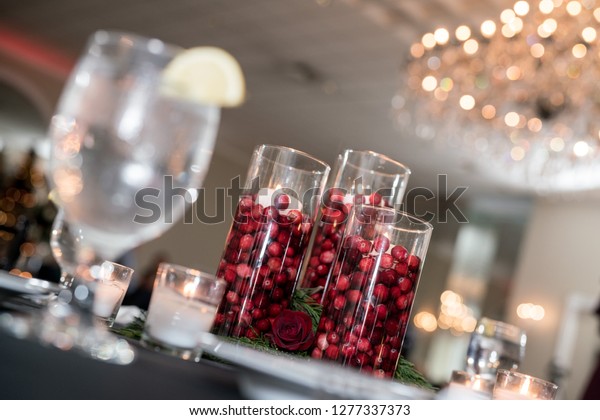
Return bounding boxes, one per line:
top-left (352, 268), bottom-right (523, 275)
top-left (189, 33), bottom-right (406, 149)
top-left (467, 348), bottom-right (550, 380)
top-left (466, 317), bottom-right (527, 379)
top-left (141, 263), bottom-right (226, 361)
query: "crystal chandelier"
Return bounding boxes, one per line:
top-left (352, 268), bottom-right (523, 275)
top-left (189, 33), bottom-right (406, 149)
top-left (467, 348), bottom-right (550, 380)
top-left (395, 0), bottom-right (600, 193)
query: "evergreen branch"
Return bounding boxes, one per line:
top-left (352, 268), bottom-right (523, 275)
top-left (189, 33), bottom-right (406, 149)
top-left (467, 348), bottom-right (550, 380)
top-left (290, 287), bottom-right (323, 331)
top-left (394, 357), bottom-right (437, 390)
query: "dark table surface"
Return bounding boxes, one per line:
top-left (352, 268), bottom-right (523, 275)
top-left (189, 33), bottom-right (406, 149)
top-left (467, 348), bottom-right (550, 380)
top-left (0, 329), bottom-right (244, 399)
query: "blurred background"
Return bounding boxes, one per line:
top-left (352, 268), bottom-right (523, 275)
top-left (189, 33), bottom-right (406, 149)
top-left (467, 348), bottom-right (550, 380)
top-left (1, 0), bottom-right (599, 399)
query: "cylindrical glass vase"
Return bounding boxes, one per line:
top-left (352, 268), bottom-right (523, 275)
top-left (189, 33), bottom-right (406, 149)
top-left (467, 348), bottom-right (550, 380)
top-left (311, 205), bottom-right (432, 378)
top-left (299, 150), bottom-right (410, 302)
top-left (212, 145), bottom-right (330, 339)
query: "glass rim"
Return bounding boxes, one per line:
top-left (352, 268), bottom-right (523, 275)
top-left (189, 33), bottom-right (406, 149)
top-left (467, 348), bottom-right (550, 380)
top-left (341, 149), bottom-right (412, 176)
top-left (86, 30), bottom-right (184, 59)
top-left (477, 317), bottom-right (526, 343)
top-left (253, 144), bottom-right (330, 175)
top-left (351, 204), bottom-right (433, 233)
top-left (496, 369), bottom-right (558, 390)
top-left (98, 260), bottom-right (134, 274)
top-left (158, 262), bottom-right (224, 285)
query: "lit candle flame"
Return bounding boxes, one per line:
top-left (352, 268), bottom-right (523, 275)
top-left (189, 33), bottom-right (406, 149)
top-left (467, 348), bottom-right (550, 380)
top-left (183, 282), bottom-right (196, 298)
top-left (520, 377), bottom-right (531, 395)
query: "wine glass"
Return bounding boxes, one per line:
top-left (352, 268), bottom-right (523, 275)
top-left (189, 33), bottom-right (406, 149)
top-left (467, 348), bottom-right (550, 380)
top-left (43, 31), bottom-right (221, 362)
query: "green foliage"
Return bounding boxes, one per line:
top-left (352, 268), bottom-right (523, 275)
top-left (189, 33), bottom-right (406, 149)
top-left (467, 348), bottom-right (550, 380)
top-left (290, 287), bottom-right (322, 332)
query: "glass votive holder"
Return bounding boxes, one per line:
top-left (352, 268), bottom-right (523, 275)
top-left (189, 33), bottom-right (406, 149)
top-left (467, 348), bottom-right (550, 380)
top-left (492, 369), bottom-right (559, 400)
top-left (439, 370), bottom-right (494, 400)
top-left (466, 317), bottom-right (527, 380)
top-left (91, 261), bottom-right (134, 327)
top-left (311, 205), bottom-right (432, 378)
top-left (141, 263), bottom-right (226, 361)
top-left (300, 149), bottom-right (411, 303)
top-left (212, 144), bottom-right (330, 340)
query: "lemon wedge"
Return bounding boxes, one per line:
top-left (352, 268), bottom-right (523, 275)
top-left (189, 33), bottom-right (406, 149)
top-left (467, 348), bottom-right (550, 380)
top-left (161, 46), bottom-right (246, 107)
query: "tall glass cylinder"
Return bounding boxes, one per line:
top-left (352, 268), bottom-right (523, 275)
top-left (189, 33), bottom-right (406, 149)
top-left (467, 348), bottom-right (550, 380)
top-left (212, 145), bottom-right (330, 339)
top-left (300, 150), bottom-right (410, 302)
top-left (311, 205), bottom-right (432, 378)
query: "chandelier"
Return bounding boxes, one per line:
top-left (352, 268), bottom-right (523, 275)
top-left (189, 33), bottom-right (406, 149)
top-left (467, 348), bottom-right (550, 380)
top-left (395, 0), bottom-right (600, 193)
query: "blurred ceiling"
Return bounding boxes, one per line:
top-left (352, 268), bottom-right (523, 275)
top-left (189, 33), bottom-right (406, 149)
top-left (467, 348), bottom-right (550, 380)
top-left (0, 0), bottom-right (527, 197)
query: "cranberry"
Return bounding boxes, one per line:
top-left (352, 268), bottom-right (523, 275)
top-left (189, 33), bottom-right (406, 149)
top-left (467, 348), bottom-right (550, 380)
top-left (316, 333), bottom-right (329, 350)
top-left (395, 294), bottom-right (410, 310)
top-left (356, 337), bottom-right (371, 353)
top-left (358, 257), bottom-right (375, 273)
top-left (327, 331), bottom-right (340, 344)
top-left (346, 289), bottom-right (362, 304)
top-left (267, 242), bottom-right (283, 257)
top-left (391, 245), bottom-right (408, 262)
top-left (375, 304), bottom-right (388, 320)
top-left (394, 261), bottom-right (408, 277)
top-left (274, 193), bottom-right (290, 210)
top-left (271, 287), bottom-right (284, 301)
top-left (236, 263), bottom-right (252, 279)
top-left (251, 308), bottom-right (265, 319)
top-left (325, 345), bottom-right (340, 359)
top-left (263, 205), bottom-right (279, 221)
top-left (322, 239), bottom-right (334, 250)
top-left (368, 192), bottom-right (382, 206)
top-left (372, 284), bottom-right (389, 302)
top-left (407, 254), bottom-right (421, 271)
top-left (316, 264), bottom-right (329, 276)
top-left (339, 343), bottom-right (355, 357)
top-left (378, 269), bottom-right (398, 286)
top-left (335, 274), bottom-right (350, 291)
top-left (223, 269), bottom-right (237, 283)
top-left (268, 304), bottom-right (282, 317)
top-left (319, 250), bottom-right (335, 264)
top-left (398, 277), bottom-right (413, 293)
top-left (379, 253), bottom-right (394, 269)
top-left (226, 291), bottom-right (239, 305)
top-left (373, 235), bottom-right (390, 253)
top-left (255, 318), bottom-right (271, 332)
top-left (357, 239), bottom-right (372, 254)
top-left (311, 348), bottom-right (323, 359)
top-left (261, 278), bottom-right (274, 290)
top-left (333, 295), bottom-right (346, 311)
top-left (267, 257), bottom-right (282, 271)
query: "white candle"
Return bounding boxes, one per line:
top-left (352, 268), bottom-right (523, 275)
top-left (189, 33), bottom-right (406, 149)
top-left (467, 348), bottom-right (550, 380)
top-left (93, 281), bottom-right (125, 318)
top-left (444, 382), bottom-right (491, 400)
top-left (145, 285), bottom-right (217, 349)
top-left (493, 388), bottom-right (535, 400)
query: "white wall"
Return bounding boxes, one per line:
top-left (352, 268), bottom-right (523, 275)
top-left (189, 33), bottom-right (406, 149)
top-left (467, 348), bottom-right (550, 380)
top-left (508, 198), bottom-right (600, 399)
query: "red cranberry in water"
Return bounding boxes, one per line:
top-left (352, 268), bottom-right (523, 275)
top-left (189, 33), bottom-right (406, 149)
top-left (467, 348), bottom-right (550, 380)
top-left (358, 257), bottom-right (375, 273)
top-left (407, 254), bottom-right (421, 271)
top-left (267, 242), bottom-right (283, 257)
top-left (274, 193), bottom-right (290, 210)
top-left (373, 235), bottom-right (390, 253)
top-left (357, 239), bottom-right (372, 254)
top-left (325, 345), bottom-right (340, 360)
top-left (391, 245), bottom-right (408, 262)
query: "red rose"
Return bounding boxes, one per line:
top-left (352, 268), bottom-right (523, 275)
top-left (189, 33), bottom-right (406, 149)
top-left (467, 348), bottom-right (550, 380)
top-left (268, 310), bottom-right (315, 351)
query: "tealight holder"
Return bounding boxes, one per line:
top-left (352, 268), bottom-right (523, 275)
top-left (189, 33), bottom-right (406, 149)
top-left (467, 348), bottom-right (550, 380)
top-left (141, 263), bottom-right (226, 361)
top-left (492, 369), bottom-right (558, 400)
top-left (212, 145), bottom-right (330, 340)
top-left (438, 370), bottom-right (494, 400)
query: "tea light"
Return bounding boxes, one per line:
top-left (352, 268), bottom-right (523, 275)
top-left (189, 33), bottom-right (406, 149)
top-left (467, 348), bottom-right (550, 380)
top-left (145, 285), bottom-right (217, 349)
top-left (492, 369), bottom-right (558, 400)
top-left (93, 282), bottom-right (125, 318)
top-left (438, 370), bottom-right (493, 400)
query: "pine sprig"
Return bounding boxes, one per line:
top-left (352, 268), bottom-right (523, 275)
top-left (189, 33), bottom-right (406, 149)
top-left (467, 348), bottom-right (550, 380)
top-left (110, 312), bottom-right (147, 340)
top-left (395, 357), bottom-right (437, 390)
top-left (290, 287), bottom-right (322, 331)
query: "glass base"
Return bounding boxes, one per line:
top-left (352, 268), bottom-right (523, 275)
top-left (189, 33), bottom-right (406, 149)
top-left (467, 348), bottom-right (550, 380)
top-left (140, 333), bottom-right (202, 362)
